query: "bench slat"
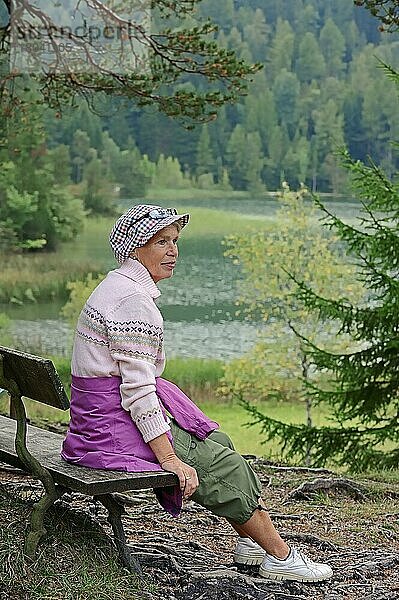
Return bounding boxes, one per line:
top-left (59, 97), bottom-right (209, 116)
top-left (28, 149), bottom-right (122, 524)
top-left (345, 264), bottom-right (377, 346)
top-left (0, 415), bottom-right (177, 495)
top-left (0, 346), bottom-right (69, 410)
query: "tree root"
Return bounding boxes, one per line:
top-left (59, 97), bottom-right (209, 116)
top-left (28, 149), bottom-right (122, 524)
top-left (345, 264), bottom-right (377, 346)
top-left (285, 477), bottom-right (368, 502)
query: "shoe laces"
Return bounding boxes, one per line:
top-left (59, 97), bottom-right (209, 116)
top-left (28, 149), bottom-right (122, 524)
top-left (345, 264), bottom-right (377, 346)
top-left (296, 549), bottom-right (314, 566)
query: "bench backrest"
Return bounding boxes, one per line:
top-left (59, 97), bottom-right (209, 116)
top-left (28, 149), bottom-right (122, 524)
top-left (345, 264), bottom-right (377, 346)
top-left (0, 346), bottom-right (70, 410)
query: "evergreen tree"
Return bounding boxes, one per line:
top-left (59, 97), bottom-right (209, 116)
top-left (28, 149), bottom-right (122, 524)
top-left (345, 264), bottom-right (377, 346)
top-left (226, 125), bottom-right (264, 191)
top-left (312, 98), bottom-right (345, 191)
top-left (47, 145), bottom-right (72, 187)
top-left (111, 148), bottom-right (151, 198)
top-left (0, 98), bottom-right (85, 251)
top-left (268, 18), bottom-right (295, 80)
top-left (295, 32), bottom-right (326, 83)
top-left (262, 0), bottom-right (285, 27)
top-left (241, 82), bottom-right (277, 156)
top-left (71, 130), bottom-right (93, 184)
top-left (294, 4), bottom-right (320, 37)
top-left (0, 163), bottom-right (44, 251)
top-left (264, 125), bottom-right (290, 188)
top-left (208, 106), bottom-right (230, 170)
top-left (349, 43), bottom-right (399, 171)
top-left (319, 18), bottom-right (346, 77)
top-left (324, 0), bottom-right (355, 32)
top-left (282, 151), bottom-right (399, 470)
top-left (226, 125), bottom-right (247, 190)
top-left (343, 92), bottom-right (367, 161)
top-left (272, 69), bottom-right (300, 139)
top-left (100, 132), bottom-right (122, 179)
top-left (83, 155), bottom-right (117, 216)
top-left (199, 0), bottom-right (235, 31)
top-left (242, 9), bottom-right (270, 62)
top-left (226, 27), bottom-right (251, 62)
top-left (244, 132), bottom-right (265, 193)
top-left (344, 20), bottom-right (367, 61)
top-left (105, 101), bottom-right (134, 150)
top-left (283, 135), bottom-right (311, 186)
top-left (45, 102), bottom-right (103, 149)
top-left (154, 155), bottom-right (189, 189)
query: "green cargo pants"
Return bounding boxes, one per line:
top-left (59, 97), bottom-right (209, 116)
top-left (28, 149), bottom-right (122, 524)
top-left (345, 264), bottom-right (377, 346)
top-left (171, 420), bottom-right (262, 525)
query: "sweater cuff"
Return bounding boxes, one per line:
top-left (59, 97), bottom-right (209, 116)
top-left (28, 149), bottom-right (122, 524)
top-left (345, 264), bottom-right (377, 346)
top-left (133, 407), bottom-right (171, 443)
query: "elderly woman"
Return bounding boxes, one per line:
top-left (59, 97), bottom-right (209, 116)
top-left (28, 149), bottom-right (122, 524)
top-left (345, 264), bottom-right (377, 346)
top-left (61, 204), bottom-right (332, 583)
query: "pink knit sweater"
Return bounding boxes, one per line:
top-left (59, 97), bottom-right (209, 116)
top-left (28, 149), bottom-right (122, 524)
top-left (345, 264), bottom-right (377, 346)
top-left (71, 258), bottom-right (171, 442)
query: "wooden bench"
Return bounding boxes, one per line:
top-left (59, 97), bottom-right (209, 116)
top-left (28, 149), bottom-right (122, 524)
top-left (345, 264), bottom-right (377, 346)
top-left (0, 345), bottom-right (178, 572)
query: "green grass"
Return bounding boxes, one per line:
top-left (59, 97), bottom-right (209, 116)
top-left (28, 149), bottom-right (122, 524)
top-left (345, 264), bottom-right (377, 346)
top-left (0, 217), bottom-right (111, 304)
top-left (163, 358), bottom-right (224, 399)
top-left (50, 355), bottom-right (225, 404)
top-left (179, 206), bottom-right (274, 238)
top-left (196, 398), bottom-right (332, 459)
top-left (0, 395), bottom-right (330, 459)
top-left (55, 217), bottom-right (115, 266)
top-left (61, 206), bottom-right (272, 250)
top-left (0, 393), bottom-right (69, 426)
top-left (0, 253), bottom-right (104, 304)
top-left (0, 487), bottom-right (147, 600)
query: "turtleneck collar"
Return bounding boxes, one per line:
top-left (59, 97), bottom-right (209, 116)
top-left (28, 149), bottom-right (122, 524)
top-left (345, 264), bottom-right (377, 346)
top-left (114, 258), bottom-right (161, 299)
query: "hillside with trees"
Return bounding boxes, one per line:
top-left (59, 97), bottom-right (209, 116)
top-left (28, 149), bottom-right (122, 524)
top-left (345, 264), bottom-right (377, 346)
top-left (42, 0), bottom-right (399, 197)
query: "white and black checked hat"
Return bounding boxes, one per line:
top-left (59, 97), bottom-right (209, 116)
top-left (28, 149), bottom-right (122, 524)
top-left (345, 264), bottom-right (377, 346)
top-left (109, 204), bottom-right (190, 264)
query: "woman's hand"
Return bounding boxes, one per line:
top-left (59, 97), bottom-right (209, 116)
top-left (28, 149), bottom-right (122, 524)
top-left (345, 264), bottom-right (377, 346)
top-left (161, 456), bottom-right (199, 499)
top-left (148, 432), bottom-right (199, 499)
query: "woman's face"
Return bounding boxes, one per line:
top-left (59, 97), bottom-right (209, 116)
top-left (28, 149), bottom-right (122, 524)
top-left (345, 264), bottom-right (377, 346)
top-left (134, 224), bottom-right (179, 283)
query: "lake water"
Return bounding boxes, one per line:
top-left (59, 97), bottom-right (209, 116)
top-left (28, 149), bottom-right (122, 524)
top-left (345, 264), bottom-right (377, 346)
top-left (2, 197), bottom-right (361, 361)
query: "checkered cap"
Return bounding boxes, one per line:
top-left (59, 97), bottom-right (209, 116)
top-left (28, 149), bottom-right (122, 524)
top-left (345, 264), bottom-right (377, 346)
top-left (109, 204), bottom-right (190, 264)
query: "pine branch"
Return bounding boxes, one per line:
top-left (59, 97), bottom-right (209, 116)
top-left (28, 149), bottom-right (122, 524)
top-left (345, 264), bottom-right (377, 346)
top-left (312, 193), bottom-right (373, 257)
top-left (357, 250), bottom-right (399, 294)
top-left (340, 147), bottom-right (399, 215)
top-left (305, 378), bottom-right (399, 423)
top-left (288, 318), bottom-right (399, 422)
top-left (354, 2), bottom-right (399, 32)
top-left (1, 0), bottom-right (262, 121)
top-left (241, 397), bottom-right (399, 471)
top-left (292, 269), bottom-right (399, 342)
top-left (300, 334), bottom-right (399, 388)
top-left (379, 59), bottom-right (399, 85)
top-left (288, 274), bottom-right (358, 332)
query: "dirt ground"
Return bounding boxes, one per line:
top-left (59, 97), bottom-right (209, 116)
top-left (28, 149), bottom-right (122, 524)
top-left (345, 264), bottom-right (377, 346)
top-left (1, 460), bottom-right (398, 600)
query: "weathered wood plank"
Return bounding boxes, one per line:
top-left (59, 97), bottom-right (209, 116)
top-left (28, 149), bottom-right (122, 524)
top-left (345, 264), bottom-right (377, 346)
top-left (0, 415), bottom-right (177, 495)
top-left (0, 346), bottom-right (69, 410)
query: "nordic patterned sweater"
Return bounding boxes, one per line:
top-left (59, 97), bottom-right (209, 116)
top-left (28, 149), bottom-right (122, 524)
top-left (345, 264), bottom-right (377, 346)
top-left (71, 258), bottom-right (171, 443)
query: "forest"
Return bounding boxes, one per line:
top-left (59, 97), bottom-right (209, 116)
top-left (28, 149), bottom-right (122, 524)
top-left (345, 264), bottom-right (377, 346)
top-left (40, 0), bottom-right (399, 196)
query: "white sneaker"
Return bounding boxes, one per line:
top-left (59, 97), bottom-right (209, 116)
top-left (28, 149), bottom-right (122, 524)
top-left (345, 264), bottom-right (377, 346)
top-left (233, 537), bottom-right (266, 566)
top-left (259, 547), bottom-right (333, 582)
